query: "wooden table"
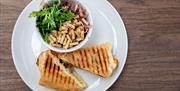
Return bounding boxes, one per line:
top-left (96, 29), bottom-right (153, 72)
top-left (0, 0), bottom-right (180, 91)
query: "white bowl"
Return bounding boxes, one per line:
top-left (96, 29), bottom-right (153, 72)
top-left (36, 0), bottom-right (93, 53)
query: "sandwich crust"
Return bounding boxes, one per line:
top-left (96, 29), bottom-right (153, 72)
top-left (37, 50), bottom-right (87, 91)
top-left (51, 42), bottom-right (118, 78)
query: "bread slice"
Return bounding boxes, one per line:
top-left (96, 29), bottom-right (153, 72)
top-left (51, 42), bottom-right (118, 78)
top-left (36, 50), bottom-right (87, 91)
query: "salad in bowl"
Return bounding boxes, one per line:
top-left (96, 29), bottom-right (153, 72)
top-left (30, 0), bottom-right (93, 52)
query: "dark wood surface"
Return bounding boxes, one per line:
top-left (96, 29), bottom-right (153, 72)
top-left (0, 0), bottom-right (180, 91)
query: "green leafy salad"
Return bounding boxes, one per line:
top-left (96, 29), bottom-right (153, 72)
top-left (29, 0), bottom-right (75, 42)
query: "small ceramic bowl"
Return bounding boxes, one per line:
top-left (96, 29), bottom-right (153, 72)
top-left (36, 0), bottom-right (93, 53)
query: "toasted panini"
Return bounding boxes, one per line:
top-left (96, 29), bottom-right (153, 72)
top-left (36, 50), bottom-right (87, 91)
top-left (51, 42), bottom-right (118, 78)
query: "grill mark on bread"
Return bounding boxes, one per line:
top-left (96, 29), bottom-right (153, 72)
top-left (84, 49), bottom-right (89, 68)
top-left (68, 55), bottom-right (73, 65)
top-left (103, 47), bottom-right (110, 74)
top-left (79, 50), bottom-right (85, 68)
top-left (105, 48), bottom-right (110, 64)
top-left (55, 64), bottom-right (58, 83)
top-left (57, 66), bottom-right (60, 72)
top-left (97, 46), bottom-right (104, 75)
top-left (77, 52), bottom-right (80, 67)
top-left (78, 51), bottom-right (82, 68)
top-left (58, 69), bottom-right (61, 83)
top-left (79, 51), bottom-right (83, 68)
top-left (76, 52), bottom-right (81, 68)
top-left (100, 47), bottom-right (106, 75)
top-left (93, 47), bottom-right (101, 75)
top-left (72, 53), bottom-right (76, 66)
top-left (49, 57), bottom-right (52, 77)
top-left (57, 67), bottom-right (61, 83)
top-left (89, 48), bottom-right (95, 73)
top-left (82, 49), bottom-right (88, 69)
top-left (88, 49), bottom-right (93, 72)
top-left (43, 55), bottom-right (49, 75)
top-left (46, 56), bottom-right (51, 77)
top-left (92, 47), bottom-right (99, 74)
top-left (101, 47), bottom-right (108, 73)
top-left (59, 71), bottom-right (62, 83)
top-left (44, 59), bottom-right (48, 71)
top-left (52, 63), bottom-right (56, 82)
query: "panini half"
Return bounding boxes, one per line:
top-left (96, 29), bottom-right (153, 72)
top-left (36, 50), bottom-right (87, 91)
top-left (51, 42), bottom-right (118, 78)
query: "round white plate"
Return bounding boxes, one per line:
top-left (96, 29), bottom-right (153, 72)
top-left (11, 0), bottom-right (128, 91)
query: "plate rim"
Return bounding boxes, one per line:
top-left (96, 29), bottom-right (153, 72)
top-left (11, 0), bottom-right (128, 91)
top-left (102, 0), bottom-right (128, 90)
top-left (11, 1), bottom-right (35, 90)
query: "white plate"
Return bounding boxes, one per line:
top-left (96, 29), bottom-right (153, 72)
top-left (11, 0), bottom-right (128, 91)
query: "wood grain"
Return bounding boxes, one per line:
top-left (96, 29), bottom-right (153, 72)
top-left (0, 0), bottom-right (180, 91)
